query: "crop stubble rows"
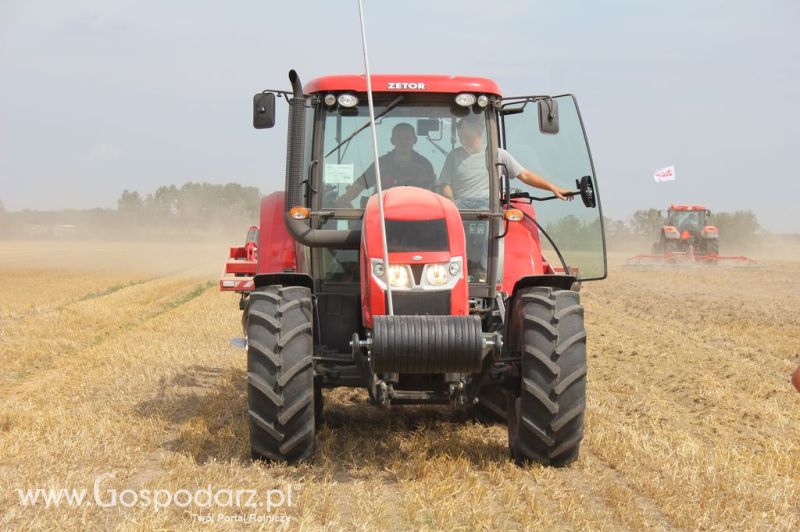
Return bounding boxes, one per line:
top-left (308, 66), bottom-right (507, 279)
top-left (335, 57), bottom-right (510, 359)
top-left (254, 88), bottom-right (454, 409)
top-left (0, 244), bottom-right (797, 530)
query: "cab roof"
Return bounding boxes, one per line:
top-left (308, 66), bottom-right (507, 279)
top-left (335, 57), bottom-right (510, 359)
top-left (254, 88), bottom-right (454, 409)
top-left (303, 74), bottom-right (502, 96)
top-left (670, 204), bottom-right (708, 211)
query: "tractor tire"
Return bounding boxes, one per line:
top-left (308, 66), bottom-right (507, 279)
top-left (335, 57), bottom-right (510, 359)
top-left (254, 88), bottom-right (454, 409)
top-left (507, 287), bottom-right (587, 467)
top-left (246, 285), bottom-right (315, 463)
top-left (664, 239), bottom-right (678, 254)
top-left (705, 239), bottom-right (719, 256)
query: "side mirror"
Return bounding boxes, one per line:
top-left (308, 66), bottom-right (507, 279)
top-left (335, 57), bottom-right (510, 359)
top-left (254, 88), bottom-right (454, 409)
top-left (575, 175), bottom-right (596, 208)
top-left (538, 97), bottom-right (559, 134)
top-left (253, 92), bottom-right (276, 129)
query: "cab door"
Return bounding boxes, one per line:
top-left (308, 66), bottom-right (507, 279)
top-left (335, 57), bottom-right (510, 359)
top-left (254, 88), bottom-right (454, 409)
top-left (499, 95), bottom-right (607, 281)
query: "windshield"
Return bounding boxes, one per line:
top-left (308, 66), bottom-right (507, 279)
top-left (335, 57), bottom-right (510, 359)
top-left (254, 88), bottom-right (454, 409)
top-left (321, 99), bottom-right (489, 210)
top-left (319, 98), bottom-right (492, 283)
top-left (669, 211), bottom-right (704, 231)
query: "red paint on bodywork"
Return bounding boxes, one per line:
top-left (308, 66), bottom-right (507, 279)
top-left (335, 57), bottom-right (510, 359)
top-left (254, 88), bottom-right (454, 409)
top-left (670, 204), bottom-right (708, 211)
top-left (500, 201), bottom-right (547, 293)
top-left (256, 192), bottom-right (297, 275)
top-left (360, 187), bottom-right (468, 328)
top-left (304, 74), bottom-right (502, 96)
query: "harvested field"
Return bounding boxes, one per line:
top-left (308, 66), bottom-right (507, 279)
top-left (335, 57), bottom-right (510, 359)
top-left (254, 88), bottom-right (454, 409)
top-left (1, 242), bottom-right (798, 530)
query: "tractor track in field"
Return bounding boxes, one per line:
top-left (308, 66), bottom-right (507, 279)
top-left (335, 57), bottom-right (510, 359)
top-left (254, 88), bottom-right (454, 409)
top-left (0, 280), bottom-right (215, 401)
top-left (0, 261), bottom-right (214, 323)
top-left (577, 447), bottom-right (678, 530)
top-left (587, 302), bottom-right (793, 448)
top-left (0, 275), bottom-right (158, 325)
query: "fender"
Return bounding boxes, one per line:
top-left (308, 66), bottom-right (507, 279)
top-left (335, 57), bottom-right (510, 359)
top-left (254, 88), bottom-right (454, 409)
top-left (504, 274), bottom-right (579, 352)
top-left (510, 274), bottom-right (577, 299)
top-left (253, 273), bottom-right (314, 292)
top-left (662, 226), bottom-right (680, 239)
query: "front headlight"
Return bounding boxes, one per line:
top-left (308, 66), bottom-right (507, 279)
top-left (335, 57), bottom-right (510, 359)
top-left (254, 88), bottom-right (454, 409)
top-left (425, 264), bottom-right (448, 286)
top-left (448, 260), bottom-right (461, 277)
top-left (388, 265), bottom-right (411, 288)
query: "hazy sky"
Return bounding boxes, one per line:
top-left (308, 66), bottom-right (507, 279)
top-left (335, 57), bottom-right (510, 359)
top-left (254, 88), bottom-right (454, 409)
top-left (1, 1), bottom-right (798, 231)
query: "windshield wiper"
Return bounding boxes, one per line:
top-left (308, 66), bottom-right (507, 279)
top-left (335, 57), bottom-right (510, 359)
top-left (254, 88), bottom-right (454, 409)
top-left (324, 95), bottom-right (405, 158)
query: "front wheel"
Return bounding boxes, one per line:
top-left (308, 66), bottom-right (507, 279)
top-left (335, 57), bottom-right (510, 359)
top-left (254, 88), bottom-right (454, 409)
top-left (507, 287), bottom-right (587, 466)
top-left (246, 285), bottom-right (315, 462)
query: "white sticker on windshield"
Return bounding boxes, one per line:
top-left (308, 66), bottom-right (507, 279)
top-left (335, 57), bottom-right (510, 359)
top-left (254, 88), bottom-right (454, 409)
top-left (325, 163), bottom-right (354, 184)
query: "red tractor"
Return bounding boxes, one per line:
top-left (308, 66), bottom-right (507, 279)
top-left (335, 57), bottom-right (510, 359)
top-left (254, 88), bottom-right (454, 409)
top-left (627, 204), bottom-right (758, 266)
top-left (233, 70), bottom-right (606, 466)
top-left (653, 204), bottom-right (719, 257)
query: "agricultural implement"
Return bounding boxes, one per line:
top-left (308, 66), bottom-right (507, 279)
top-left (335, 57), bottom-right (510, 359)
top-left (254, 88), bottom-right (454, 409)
top-left (225, 69), bottom-right (607, 466)
top-left (626, 204), bottom-right (759, 267)
top-left (220, 225), bottom-right (259, 303)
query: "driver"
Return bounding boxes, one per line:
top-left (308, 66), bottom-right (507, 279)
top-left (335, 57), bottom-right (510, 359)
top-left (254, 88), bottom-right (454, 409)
top-left (439, 114), bottom-right (573, 209)
top-left (335, 122), bottom-right (435, 207)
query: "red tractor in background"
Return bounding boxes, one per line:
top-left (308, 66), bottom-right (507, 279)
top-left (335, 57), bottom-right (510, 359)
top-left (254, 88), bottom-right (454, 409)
top-left (627, 204), bottom-right (758, 266)
top-left (224, 70), bottom-right (607, 466)
top-left (654, 204), bottom-right (719, 257)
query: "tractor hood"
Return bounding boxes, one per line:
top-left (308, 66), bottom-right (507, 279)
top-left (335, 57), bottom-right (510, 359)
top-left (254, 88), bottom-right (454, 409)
top-left (367, 186), bottom-right (451, 222)
top-left (362, 187), bottom-right (465, 261)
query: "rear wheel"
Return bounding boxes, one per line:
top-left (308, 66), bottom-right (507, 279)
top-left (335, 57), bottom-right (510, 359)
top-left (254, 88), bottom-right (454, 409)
top-left (705, 238), bottom-right (719, 255)
top-left (507, 287), bottom-right (587, 466)
top-left (246, 285), bottom-right (315, 462)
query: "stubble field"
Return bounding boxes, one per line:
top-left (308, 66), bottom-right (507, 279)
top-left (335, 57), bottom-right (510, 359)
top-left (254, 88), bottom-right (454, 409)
top-left (0, 241), bottom-right (798, 530)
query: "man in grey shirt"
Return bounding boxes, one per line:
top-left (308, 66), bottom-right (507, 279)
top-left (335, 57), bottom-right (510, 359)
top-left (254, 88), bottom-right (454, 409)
top-left (439, 115), bottom-right (572, 209)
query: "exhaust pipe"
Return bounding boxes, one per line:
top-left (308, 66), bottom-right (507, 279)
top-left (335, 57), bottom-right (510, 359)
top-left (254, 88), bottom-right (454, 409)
top-left (283, 70), bottom-right (361, 249)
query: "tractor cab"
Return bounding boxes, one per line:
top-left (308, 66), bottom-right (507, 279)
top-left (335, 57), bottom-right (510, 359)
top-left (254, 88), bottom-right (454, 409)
top-left (255, 74), bottom-right (606, 294)
top-left (667, 204), bottom-right (710, 234)
top-left (242, 71), bottom-right (606, 466)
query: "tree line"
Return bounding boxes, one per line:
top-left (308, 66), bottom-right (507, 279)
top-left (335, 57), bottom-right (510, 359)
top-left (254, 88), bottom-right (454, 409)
top-left (545, 208), bottom-right (763, 251)
top-left (116, 182), bottom-right (260, 229)
top-left (0, 183), bottom-right (261, 239)
top-left (0, 190), bottom-right (772, 247)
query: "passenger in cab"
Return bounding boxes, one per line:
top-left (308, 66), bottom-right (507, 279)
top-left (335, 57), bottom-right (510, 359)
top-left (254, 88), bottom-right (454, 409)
top-left (439, 115), bottom-right (572, 209)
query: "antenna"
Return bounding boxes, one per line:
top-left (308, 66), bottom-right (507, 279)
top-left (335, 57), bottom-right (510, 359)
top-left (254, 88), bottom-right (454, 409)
top-left (356, 0), bottom-right (393, 315)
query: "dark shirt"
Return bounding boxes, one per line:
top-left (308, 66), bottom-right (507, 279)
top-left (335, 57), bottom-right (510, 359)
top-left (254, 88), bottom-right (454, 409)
top-left (361, 150), bottom-right (436, 190)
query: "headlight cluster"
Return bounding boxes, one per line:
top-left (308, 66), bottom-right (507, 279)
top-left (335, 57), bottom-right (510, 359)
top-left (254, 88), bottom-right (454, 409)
top-left (371, 258), bottom-right (462, 290)
top-left (455, 93), bottom-right (489, 108)
top-left (425, 264), bottom-right (448, 286)
top-left (388, 265), bottom-right (411, 289)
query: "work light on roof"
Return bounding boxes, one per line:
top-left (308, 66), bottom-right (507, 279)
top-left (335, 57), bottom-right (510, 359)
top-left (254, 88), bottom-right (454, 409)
top-left (337, 93), bottom-right (359, 107)
top-left (455, 93), bottom-right (476, 107)
top-left (476, 94), bottom-right (489, 108)
top-left (323, 93), bottom-right (337, 106)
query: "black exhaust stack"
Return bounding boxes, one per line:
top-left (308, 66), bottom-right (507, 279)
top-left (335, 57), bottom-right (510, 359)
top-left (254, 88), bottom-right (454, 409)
top-left (283, 70), bottom-right (360, 249)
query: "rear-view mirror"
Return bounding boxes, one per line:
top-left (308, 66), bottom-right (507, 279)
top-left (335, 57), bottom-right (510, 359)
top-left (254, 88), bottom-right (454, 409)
top-left (538, 97), bottom-right (559, 134)
top-left (253, 92), bottom-right (276, 129)
top-left (416, 118), bottom-right (440, 136)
